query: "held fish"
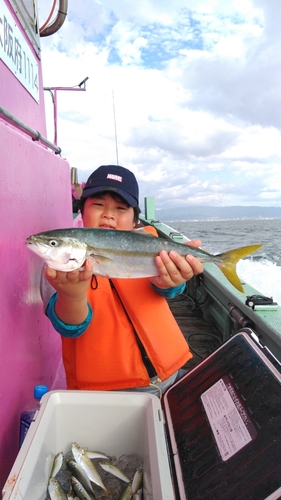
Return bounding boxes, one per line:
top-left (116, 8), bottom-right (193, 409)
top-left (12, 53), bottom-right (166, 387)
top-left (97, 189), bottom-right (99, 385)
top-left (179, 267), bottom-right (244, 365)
top-left (26, 227), bottom-right (263, 293)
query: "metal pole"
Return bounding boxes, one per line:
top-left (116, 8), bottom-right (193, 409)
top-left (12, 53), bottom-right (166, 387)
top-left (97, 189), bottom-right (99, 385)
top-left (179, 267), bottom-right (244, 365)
top-left (0, 105), bottom-right (61, 154)
top-left (44, 78), bottom-right (89, 145)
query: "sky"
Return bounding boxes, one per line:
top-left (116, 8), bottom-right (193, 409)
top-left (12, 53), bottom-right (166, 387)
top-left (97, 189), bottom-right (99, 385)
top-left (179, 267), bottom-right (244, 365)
top-left (38, 0), bottom-right (281, 211)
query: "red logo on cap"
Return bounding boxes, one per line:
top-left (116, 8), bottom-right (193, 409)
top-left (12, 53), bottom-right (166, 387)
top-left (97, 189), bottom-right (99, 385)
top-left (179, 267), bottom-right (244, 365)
top-left (107, 174), bottom-right (122, 183)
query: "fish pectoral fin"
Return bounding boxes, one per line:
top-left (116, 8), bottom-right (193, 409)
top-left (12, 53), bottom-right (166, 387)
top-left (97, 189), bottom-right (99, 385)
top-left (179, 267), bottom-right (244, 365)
top-left (85, 245), bottom-right (114, 264)
top-left (88, 252), bottom-right (113, 264)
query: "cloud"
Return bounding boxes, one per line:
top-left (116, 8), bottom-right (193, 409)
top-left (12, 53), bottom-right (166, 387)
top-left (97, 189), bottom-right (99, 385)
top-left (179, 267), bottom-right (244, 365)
top-left (39, 0), bottom-right (281, 209)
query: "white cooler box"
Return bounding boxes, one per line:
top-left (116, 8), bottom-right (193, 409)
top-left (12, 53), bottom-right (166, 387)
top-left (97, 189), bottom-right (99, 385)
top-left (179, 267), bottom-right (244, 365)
top-left (3, 330), bottom-right (281, 500)
top-left (2, 391), bottom-right (174, 500)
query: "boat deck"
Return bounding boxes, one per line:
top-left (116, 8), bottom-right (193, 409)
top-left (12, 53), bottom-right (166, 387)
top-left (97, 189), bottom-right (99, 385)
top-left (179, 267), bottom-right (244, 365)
top-left (166, 293), bottom-right (223, 370)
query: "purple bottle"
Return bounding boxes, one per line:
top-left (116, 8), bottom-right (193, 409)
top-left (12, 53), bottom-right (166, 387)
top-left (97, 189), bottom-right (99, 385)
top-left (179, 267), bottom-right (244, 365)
top-left (19, 384), bottom-right (48, 447)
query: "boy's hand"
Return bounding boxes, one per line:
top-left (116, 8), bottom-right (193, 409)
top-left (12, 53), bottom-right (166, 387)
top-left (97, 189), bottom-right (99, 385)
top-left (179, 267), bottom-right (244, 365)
top-left (45, 259), bottom-right (94, 297)
top-left (150, 240), bottom-right (204, 289)
top-left (44, 259), bottom-right (94, 324)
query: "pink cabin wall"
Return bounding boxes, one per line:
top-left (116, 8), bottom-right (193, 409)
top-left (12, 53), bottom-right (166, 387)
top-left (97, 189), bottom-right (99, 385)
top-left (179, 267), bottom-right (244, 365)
top-left (0, 4), bottom-right (47, 136)
top-left (0, 121), bottom-right (73, 490)
top-left (1, 64), bottom-right (47, 136)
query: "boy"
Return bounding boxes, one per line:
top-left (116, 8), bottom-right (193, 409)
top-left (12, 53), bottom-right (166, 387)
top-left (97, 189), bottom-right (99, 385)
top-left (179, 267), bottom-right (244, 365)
top-left (45, 165), bottom-right (203, 396)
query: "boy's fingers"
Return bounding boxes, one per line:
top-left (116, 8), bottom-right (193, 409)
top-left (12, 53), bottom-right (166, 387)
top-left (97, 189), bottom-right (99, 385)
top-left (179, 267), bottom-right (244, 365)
top-left (45, 266), bottom-right (57, 280)
top-left (185, 254), bottom-right (204, 274)
top-left (84, 258), bottom-right (94, 271)
top-left (84, 259), bottom-right (94, 275)
top-left (77, 259), bottom-right (94, 281)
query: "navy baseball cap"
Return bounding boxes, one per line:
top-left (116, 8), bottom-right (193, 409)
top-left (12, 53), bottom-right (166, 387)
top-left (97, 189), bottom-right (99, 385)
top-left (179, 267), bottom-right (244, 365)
top-left (81, 165), bottom-right (139, 207)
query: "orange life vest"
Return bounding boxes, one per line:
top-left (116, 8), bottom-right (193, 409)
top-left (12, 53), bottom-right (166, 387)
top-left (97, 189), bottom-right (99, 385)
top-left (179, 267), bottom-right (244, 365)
top-left (61, 226), bottom-right (192, 390)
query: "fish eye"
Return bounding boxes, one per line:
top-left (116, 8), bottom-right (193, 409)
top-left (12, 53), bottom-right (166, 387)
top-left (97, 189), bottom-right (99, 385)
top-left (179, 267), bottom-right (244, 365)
top-left (49, 240), bottom-right (59, 247)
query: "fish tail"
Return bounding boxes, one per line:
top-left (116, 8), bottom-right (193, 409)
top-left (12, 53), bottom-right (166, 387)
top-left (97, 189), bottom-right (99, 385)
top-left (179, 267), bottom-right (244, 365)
top-left (215, 244), bottom-right (262, 293)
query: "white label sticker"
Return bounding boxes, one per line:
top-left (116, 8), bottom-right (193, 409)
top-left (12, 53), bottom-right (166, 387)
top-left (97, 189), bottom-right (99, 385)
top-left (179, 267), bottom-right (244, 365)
top-left (201, 377), bottom-right (257, 461)
top-left (0, 2), bottom-right (39, 102)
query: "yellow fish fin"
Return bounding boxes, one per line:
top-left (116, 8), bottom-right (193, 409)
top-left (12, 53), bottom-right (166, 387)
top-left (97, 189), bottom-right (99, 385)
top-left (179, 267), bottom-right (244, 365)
top-left (216, 244), bottom-right (262, 293)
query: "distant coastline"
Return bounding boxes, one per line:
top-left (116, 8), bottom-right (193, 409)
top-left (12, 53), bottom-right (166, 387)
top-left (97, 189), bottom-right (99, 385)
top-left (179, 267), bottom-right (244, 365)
top-left (152, 206), bottom-right (281, 221)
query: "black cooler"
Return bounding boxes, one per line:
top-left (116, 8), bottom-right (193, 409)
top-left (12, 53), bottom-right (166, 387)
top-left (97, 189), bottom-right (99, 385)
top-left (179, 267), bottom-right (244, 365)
top-left (163, 330), bottom-right (281, 500)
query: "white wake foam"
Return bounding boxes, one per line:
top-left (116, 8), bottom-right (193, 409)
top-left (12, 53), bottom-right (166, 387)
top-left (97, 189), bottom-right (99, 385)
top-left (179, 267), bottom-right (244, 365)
top-left (237, 259), bottom-right (281, 305)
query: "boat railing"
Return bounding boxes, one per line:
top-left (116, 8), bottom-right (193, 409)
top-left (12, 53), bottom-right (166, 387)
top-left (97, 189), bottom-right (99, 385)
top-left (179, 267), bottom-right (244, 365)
top-left (0, 105), bottom-right (61, 154)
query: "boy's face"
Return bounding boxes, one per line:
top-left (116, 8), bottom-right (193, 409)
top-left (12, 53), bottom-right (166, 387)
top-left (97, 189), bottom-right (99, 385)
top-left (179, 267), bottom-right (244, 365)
top-left (82, 193), bottom-right (135, 230)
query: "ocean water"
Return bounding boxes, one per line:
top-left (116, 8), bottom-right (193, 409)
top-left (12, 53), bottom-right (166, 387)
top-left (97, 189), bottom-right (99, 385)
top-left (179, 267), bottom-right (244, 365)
top-left (164, 218), bottom-right (281, 305)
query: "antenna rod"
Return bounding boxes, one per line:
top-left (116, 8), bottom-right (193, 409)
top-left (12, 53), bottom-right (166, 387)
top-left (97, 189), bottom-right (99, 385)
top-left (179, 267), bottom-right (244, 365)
top-left (111, 70), bottom-right (119, 165)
